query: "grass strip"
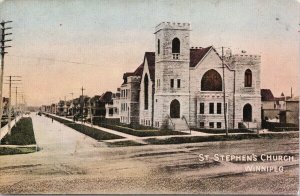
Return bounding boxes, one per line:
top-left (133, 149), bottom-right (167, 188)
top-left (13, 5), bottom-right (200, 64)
top-left (0, 146), bottom-right (36, 156)
top-left (105, 140), bottom-right (146, 147)
top-left (45, 114), bottom-right (123, 140)
top-left (1, 117), bottom-right (36, 145)
top-left (145, 132), bottom-right (299, 145)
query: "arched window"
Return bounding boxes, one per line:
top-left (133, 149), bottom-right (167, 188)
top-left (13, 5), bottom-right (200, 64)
top-left (201, 69), bottom-right (222, 91)
top-left (245, 69), bottom-right (252, 87)
top-left (144, 74), bottom-right (149, 110)
top-left (170, 99), bottom-right (180, 118)
top-left (157, 39), bottom-right (160, 55)
top-left (243, 104), bottom-right (252, 122)
top-left (172, 38), bottom-right (180, 53)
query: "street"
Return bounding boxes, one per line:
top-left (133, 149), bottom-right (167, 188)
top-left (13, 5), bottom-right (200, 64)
top-left (0, 114), bottom-right (298, 194)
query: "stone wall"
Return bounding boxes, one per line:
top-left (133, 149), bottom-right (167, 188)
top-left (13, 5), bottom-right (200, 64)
top-left (139, 60), bottom-right (154, 127)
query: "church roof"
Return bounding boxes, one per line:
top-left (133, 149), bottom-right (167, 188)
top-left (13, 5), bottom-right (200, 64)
top-left (189, 46), bottom-right (212, 67)
top-left (261, 89), bottom-right (275, 101)
top-left (144, 52), bottom-right (155, 81)
top-left (122, 47), bottom-right (215, 84)
top-left (122, 52), bottom-right (155, 84)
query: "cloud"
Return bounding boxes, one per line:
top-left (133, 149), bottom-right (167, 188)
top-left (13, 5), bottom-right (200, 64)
top-left (0, 0), bottom-right (4, 4)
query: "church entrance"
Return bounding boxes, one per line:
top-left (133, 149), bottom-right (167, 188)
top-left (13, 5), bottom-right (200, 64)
top-left (243, 104), bottom-right (252, 122)
top-left (170, 99), bottom-right (180, 118)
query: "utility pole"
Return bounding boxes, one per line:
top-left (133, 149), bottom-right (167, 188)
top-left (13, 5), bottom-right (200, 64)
top-left (222, 47), bottom-right (228, 136)
top-left (70, 92), bottom-right (74, 116)
top-left (64, 95), bottom-right (67, 117)
top-left (80, 86), bottom-right (85, 124)
top-left (89, 98), bottom-right (93, 127)
top-left (5, 75), bottom-right (21, 135)
top-left (0, 20), bottom-right (12, 131)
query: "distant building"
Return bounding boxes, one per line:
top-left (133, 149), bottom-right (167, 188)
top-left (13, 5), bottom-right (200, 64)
top-left (285, 96), bottom-right (299, 126)
top-left (261, 89), bottom-right (279, 122)
top-left (105, 88), bottom-right (121, 119)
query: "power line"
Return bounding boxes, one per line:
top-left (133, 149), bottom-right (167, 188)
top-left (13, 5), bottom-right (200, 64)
top-left (7, 54), bottom-right (100, 67)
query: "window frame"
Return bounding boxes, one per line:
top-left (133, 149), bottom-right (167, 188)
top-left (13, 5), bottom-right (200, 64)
top-left (209, 103), bottom-right (214, 114)
top-left (217, 103), bottom-right (222, 114)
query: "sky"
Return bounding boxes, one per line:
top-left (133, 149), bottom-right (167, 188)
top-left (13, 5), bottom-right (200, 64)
top-left (0, 0), bottom-right (299, 106)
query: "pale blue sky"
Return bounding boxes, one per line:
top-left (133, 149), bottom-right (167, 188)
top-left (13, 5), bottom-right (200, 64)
top-left (0, 0), bottom-right (299, 105)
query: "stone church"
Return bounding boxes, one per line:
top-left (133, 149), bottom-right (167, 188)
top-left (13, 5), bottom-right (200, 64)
top-left (114, 22), bottom-right (261, 130)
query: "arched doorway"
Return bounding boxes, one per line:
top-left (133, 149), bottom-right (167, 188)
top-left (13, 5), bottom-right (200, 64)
top-left (170, 99), bottom-right (180, 118)
top-left (243, 104), bottom-right (252, 122)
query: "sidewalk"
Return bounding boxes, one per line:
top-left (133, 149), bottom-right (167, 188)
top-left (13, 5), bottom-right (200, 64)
top-left (44, 113), bottom-right (147, 144)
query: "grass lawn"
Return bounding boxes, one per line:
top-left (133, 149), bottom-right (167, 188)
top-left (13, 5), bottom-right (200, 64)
top-left (99, 124), bottom-right (187, 137)
top-left (46, 114), bottom-right (123, 140)
top-left (0, 146), bottom-right (36, 156)
top-left (191, 128), bottom-right (254, 134)
top-left (105, 140), bottom-right (146, 147)
top-left (145, 132), bottom-right (299, 145)
top-left (1, 117), bottom-right (36, 145)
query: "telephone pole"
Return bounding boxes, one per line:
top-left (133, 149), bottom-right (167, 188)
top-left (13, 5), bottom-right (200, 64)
top-left (222, 47), bottom-right (228, 136)
top-left (0, 20), bottom-right (12, 130)
top-left (70, 92), bottom-right (74, 116)
top-left (80, 86), bottom-right (85, 124)
top-left (5, 75), bottom-right (21, 135)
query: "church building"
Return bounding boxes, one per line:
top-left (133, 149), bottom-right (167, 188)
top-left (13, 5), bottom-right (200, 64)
top-left (114, 22), bottom-right (261, 131)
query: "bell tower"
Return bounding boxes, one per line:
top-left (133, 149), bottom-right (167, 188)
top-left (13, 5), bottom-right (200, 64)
top-left (153, 22), bottom-right (191, 128)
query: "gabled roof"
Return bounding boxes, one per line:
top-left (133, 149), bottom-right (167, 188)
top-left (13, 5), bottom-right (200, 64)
top-left (122, 52), bottom-right (155, 84)
top-left (143, 52), bottom-right (155, 81)
top-left (189, 46), bottom-right (212, 67)
top-left (261, 89), bottom-right (274, 101)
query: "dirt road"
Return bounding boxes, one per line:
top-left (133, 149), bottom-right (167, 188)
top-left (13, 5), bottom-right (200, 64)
top-left (0, 114), bottom-right (298, 194)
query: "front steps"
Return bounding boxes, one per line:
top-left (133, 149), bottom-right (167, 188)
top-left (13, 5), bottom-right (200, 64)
top-left (170, 118), bottom-right (190, 131)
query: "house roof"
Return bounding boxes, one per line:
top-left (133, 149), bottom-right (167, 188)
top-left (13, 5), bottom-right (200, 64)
top-left (261, 89), bottom-right (274, 101)
top-left (99, 91), bottom-right (113, 103)
top-left (90, 95), bottom-right (101, 102)
top-left (189, 46), bottom-right (212, 67)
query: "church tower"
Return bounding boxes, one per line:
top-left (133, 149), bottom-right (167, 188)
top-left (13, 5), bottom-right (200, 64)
top-left (153, 22), bottom-right (191, 129)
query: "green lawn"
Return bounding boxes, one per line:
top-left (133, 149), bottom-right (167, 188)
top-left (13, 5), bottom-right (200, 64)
top-left (145, 132), bottom-right (299, 145)
top-left (105, 140), bottom-right (146, 147)
top-left (1, 117), bottom-right (36, 145)
top-left (98, 124), bottom-right (187, 137)
top-left (0, 146), bottom-right (36, 156)
top-left (46, 114), bottom-right (123, 140)
top-left (191, 128), bottom-right (254, 134)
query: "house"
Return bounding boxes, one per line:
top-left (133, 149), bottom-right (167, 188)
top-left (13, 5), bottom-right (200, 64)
top-left (285, 96), bottom-right (299, 127)
top-left (96, 91), bottom-right (112, 117)
top-left (112, 22), bottom-right (262, 130)
top-left (105, 88), bottom-right (121, 119)
top-left (261, 89), bottom-right (279, 122)
top-left (90, 95), bottom-right (101, 116)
